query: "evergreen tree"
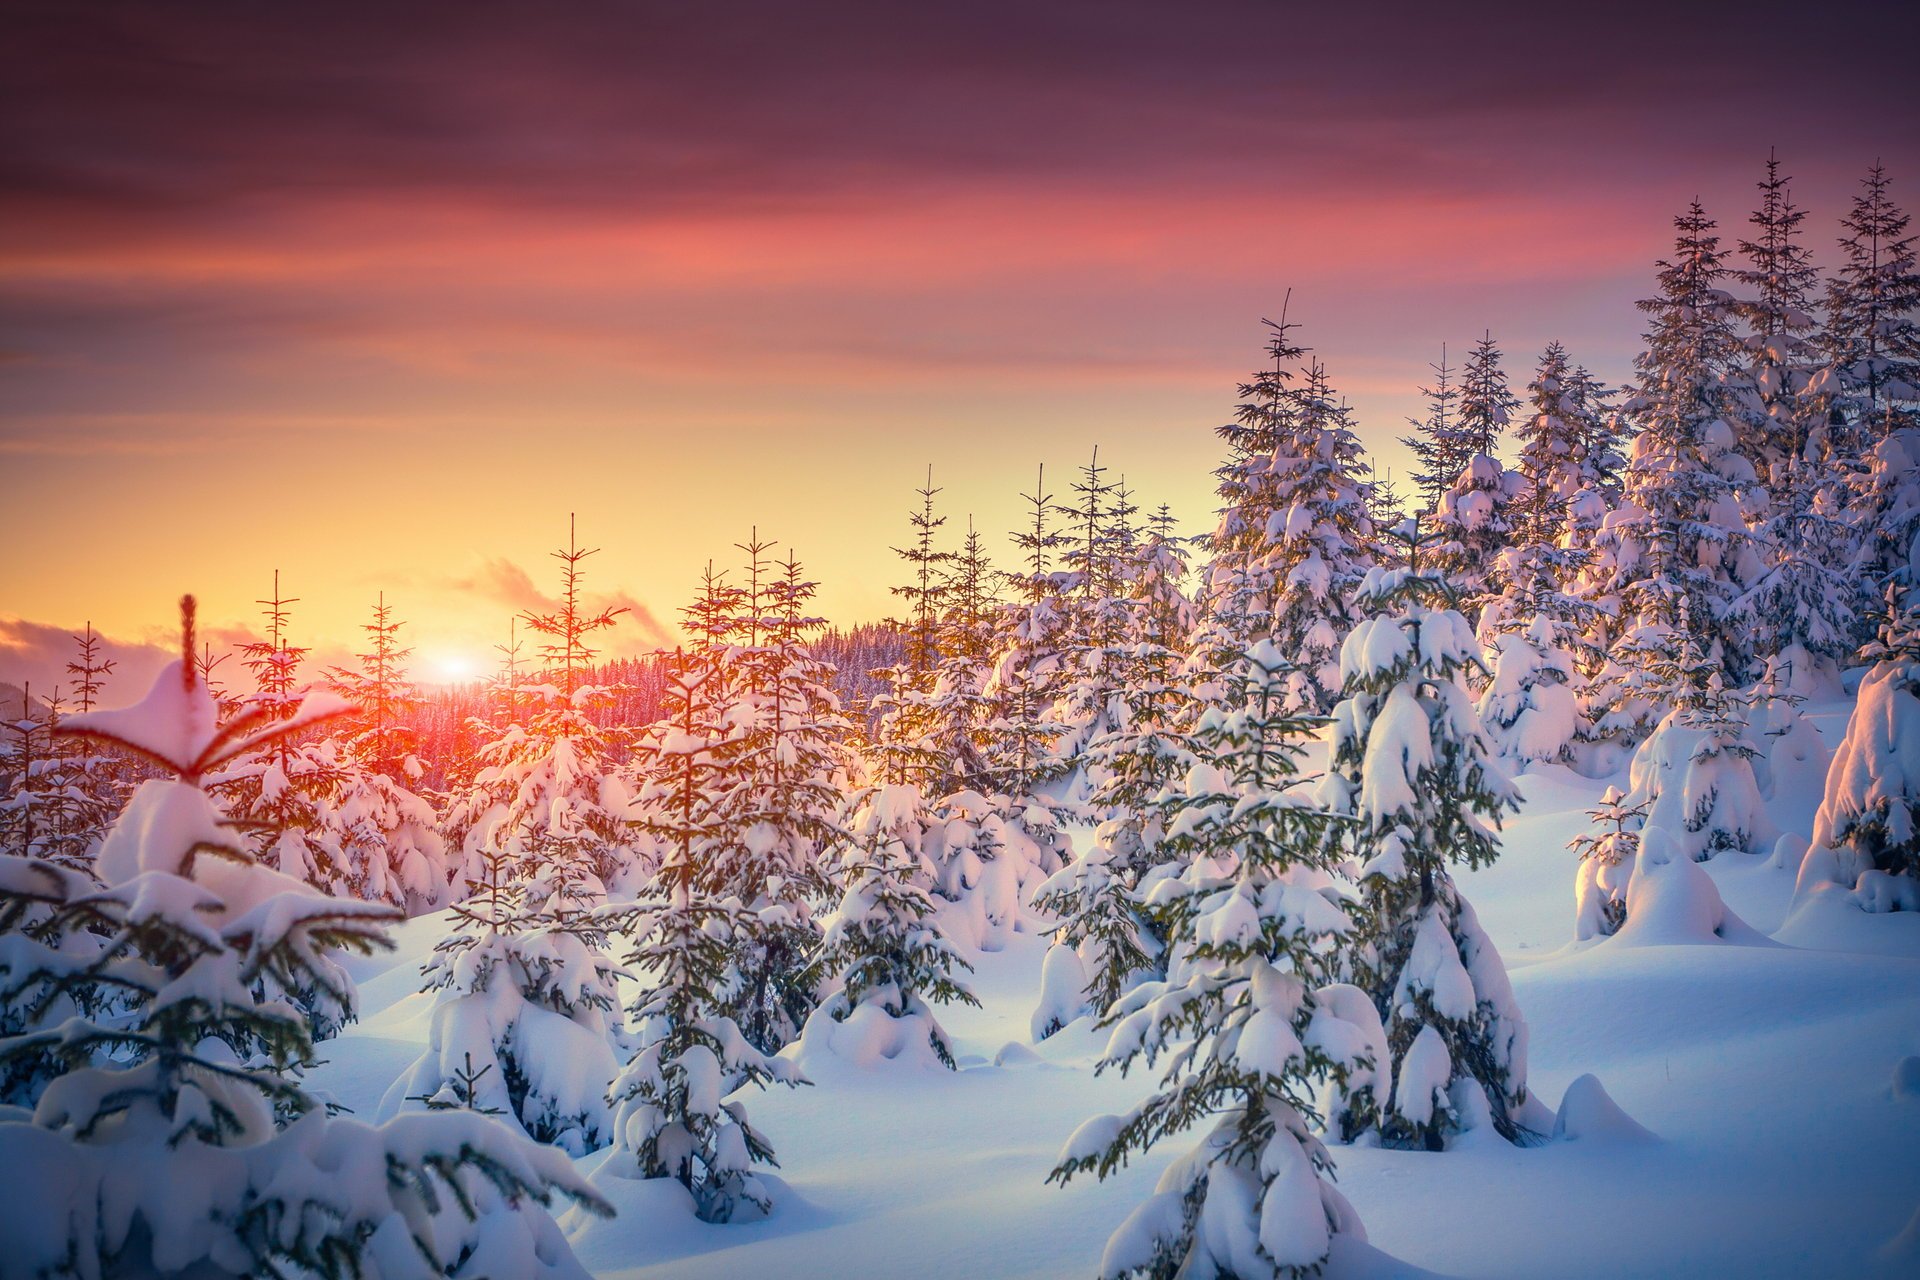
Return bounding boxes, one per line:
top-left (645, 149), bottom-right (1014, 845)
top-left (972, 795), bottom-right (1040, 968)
top-left (1325, 524), bottom-right (1533, 1149)
top-left (803, 783), bottom-right (979, 1069)
top-left (1400, 345), bottom-right (1469, 514)
top-left (1571, 785), bottom-right (1646, 940)
top-left (612, 642), bottom-right (804, 1223)
top-left (1825, 162), bottom-right (1920, 443)
top-left (1456, 330), bottom-right (1518, 459)
top-left (1615, 200), bottom-right (1766, 683)
top-left (1791, 585), bottom-right (1920, 912)
top-left (712, 547), bottom-right (851, 1054)
top-left (1732, 150), bottom-right (1824, 472)
top-left (1202, 318), bottom-right (1378, 714)
top-left (1049, 641), bottom-right (1379, 1280)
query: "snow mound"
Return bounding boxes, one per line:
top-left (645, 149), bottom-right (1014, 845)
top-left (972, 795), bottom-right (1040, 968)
top-left (1611, 829), bottom-right (1775, 948)
top-left (793, 1001), bottom-right (955, 1073)
top-left (1773, 879), bottom-right (1920, 959)
top-left (1550, 1074), bottom-right (1657, 1145)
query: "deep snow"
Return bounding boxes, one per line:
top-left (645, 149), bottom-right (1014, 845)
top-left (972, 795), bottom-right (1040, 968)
top-left (314, 695), bottom-right (1920, 1279)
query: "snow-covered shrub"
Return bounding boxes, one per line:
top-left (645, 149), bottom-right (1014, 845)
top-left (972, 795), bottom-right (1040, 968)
top-left (387, 851), bottom-right (624, 1155)
top-left (1571, 785), bottom-right (1645, 941)
top-left (1610, 825), bottom-right (1769, 946)
top-left (1477, 614), bottom-right (1581, 768)
top-left (1790, 592), bottom-right (1920, 914)
top-left (0, 604), bottom-right (607, 1278)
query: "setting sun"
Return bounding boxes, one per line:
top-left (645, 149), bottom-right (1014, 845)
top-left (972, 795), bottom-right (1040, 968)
top-left (425, 652), bottom-right (479, 685)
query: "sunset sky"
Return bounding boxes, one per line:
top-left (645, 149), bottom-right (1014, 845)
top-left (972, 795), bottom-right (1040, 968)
top-left (3, 0), bottom-right (1916, 695)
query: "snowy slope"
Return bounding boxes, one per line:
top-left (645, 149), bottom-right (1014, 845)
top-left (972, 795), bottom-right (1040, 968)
top-left (312, 694), bottom-right (1920, 1279)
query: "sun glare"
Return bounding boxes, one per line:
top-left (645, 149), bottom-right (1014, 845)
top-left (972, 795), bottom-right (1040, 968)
top-left (427, 652), bottom-right (478, 685)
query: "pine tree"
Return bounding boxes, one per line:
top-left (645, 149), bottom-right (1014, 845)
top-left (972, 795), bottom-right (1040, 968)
top-left (1620, 614), bottom-right (1778, 863)
top-left (1401, 345), bottom-right (1469, 514)
top-left (404, 521), bottom-right (633, 1150)
top-left (612, 643), bottom-right (804, 1222)
top-left (1571, 786), bottom-right (1647, 940)
top-left (1732, 151), bottom-right (1824, 472)
top-left (316, 594), bottom-right (451, 914)
top-left (1791, 585), bottom-right (1920, 911)
top-left (982, 465), bottom-right (1073, 800)
top-left (1825, 162), bottom-right (1920, 444)
top-left (1325, 523), bottom-right (1533, 1149)
top-left (1048, 641), bottom-right (1379, 1280)
top-left (1615, 200), bottom-right (1765, 683)
top-left (1202, 318), bottom-right (1378, 714)
top-left (1457, 330), bottom-right (1518, 459)
top-left (0, 597), bottom-right (609, 1276)
top-left (711, 546), bottom-right (851, 1054)
top-left (804, 783), bottom-right (980, 1068)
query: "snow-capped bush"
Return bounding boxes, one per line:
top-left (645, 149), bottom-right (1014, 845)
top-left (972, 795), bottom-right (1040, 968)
top-left (1790, 592), bottom-right (1920, 915)
top-left (1571, 786), bottom-right (1646, 941)
top-left (1477, 615), bottom-right (1581, 768)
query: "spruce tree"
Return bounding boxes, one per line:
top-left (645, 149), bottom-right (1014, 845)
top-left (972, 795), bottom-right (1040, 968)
top-left (1202, 318), bottom-right (1377, 714)
top-left (612, 643), bottom-right (804, 1222)
top-left (805, 783), bottom-right (980, 1068)
top-left (1615, 200), bottom-right (1764, 683)
top-left (1325, 522), bottom-right (1533, 1149)
top-left (1400, 345), bottom-right (1469, 514)
top-left (1049, 641), bottom-right (1379, 1279)
top-left (1825, 162), bottom-right (1920, 444)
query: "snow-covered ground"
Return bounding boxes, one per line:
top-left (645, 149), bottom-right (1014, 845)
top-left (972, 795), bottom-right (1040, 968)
top-left (314, 695), bottom-right (1920, 1278)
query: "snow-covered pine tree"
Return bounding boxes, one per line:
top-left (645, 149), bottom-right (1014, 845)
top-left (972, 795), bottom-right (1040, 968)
top-left (51, 622), bottom-right (128, 866)
top-left (1825, 162), bottom-right (1920, 446)
top-left (317, 594), bottom-right (451, 914)
top-left (1400, 344), bottom-right (1469, 515)
top-left (1428, 452), bottom-right (1518, 627)
top-left (445, 516), bottom-right (634, 896)
top-left (1049, 639), bottom-right (1381, 1280)
top-left (1051, 448), bottom-right (1134, 786)
top-left (1476, 612), bottom-right (1581, 770)
top-left (1732, 151), bottom-right (1825, 473)
top-left (1513, 341), bottom-right (1596, 546)
top-left (870, 469), bottom-right (956, 791)
top-left (0, 596), bottom-right (609, 1277)
top-left (804, 782), bottom-right (980, 1068)
top-left (981, 465), bottom-right (1073, 802)
top-left (1202, 318), bottom-right (1378, 715)
top-left (1620, 610), bottom-right (1778, 863)
top-left (712, 545), bottom-right (850, 1054)
top-left (1325, 522), bottom-right (1533, 1150)
top-left (0, 687), bottom-right (60, 865)
top-left (398, 520), bottom-right (631, 1153)
top-left (1031, 623), bottom-right (1194, 1037)
top-left (1457, 329), bottom-right (1518, 459)
top-left (611, 640), bottom-right (804, 1222)
top-left (1613, 201), bottom-right (1766, 683)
